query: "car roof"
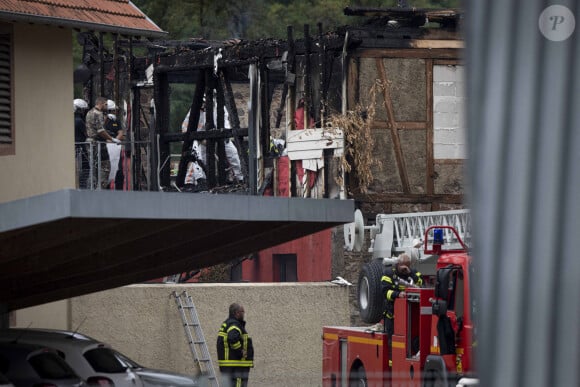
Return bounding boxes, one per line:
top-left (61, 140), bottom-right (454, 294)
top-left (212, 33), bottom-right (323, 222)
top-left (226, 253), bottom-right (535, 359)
top-left (0, 328), bottom-right (108, 347)
top-left (0, 341), bottom-right (56, 355)
top-left (0, 328), bottom-right (98, 341)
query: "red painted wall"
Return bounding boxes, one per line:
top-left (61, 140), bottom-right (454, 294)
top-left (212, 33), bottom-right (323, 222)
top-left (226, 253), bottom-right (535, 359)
top-left (241, 228), bottom-right (332, 282)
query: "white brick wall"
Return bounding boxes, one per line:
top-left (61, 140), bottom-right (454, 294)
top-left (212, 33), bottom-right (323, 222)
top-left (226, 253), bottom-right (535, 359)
top-left (433, 65), bottom-right (466, 159)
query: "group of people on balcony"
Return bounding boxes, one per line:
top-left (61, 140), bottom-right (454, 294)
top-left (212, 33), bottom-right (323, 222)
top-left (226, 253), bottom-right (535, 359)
top-left (74, 97), bottom-right (125, 190)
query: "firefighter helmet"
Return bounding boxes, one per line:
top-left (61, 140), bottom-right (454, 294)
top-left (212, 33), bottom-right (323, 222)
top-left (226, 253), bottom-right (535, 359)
top-left (107, 100), bottom-right (117, 111)
top-left (73, 98), bottom-right (88, 112)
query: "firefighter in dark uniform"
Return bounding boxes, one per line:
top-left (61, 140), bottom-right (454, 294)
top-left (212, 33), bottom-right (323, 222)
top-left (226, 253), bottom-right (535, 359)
top-left (381, 253), bottom-right (423, 334)
top-left (217, 303), bottom-right (254, 387)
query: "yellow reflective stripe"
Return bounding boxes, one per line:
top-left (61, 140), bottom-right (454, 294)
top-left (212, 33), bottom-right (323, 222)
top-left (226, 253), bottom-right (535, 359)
top-left (218, 360), bottom-right (254, 367)
top-left (323, 333), bottom-right (338, 341)
top-left (416, 273), bottom-right (424, 286)
top-left (347, 336), bottom-right (383, 346)
top-left (227, 326), bottom-right (242, 334)
top-left (386, 289), bottom-right (396, 301)
top-left (231, 341), bottom-right (242, 349)
top-left (382, 275), bottom-right (393, 283)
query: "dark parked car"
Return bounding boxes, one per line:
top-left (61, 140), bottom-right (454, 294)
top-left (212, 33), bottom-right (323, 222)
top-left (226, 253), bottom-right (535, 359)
top-left (0, 341), bottom-right (86, 387)
top-left (0, 329), bottom-right (198, 387)
top-left (0, 371), bottom-right (14, 387)
top-left (0, 329), bottom-right (142, 387)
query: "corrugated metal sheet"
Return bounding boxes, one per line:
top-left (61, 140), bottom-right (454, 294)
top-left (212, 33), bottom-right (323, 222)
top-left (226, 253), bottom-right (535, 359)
top-left (466, 0), bottom-right (580, 386)
top-left (0, 0), bottom-right (165, 37)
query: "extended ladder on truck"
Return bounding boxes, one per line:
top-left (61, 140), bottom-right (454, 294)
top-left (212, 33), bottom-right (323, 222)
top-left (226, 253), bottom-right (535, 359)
top-left (172, 290), bottom-right (219, 387)
top-left (345, 208), bottom-right (471, 257)
top-left (346, 209), bottom-right (471, 325)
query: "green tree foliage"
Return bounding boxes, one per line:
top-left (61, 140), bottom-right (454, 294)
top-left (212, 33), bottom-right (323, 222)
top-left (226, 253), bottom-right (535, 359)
top-left (132, 0), bottom-right (461, 40)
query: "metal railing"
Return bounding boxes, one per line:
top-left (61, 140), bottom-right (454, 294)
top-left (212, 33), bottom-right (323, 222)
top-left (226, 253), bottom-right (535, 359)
top-left (75, 140), bottom-right (152, 191)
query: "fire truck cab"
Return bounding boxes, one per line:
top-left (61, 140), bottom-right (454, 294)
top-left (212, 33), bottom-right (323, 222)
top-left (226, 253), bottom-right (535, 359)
top-left (324, 211), bottom-right (476, 386)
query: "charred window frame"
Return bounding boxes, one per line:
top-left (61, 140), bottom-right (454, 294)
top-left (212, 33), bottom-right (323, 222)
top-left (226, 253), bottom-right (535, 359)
top-left (0, 23), bottom-right (13, 156)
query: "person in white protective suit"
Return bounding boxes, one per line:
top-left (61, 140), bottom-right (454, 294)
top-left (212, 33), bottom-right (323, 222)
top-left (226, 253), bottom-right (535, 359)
top-left (180, 101), bottom-right (244, 187)
top-left (104, 100), bottom-right (125, 189)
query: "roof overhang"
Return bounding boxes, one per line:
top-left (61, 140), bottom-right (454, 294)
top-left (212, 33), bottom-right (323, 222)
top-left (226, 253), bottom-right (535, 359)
top-left (0, 190), bottom-right (354, 311)
top-left (0, 11), bottom-right (167, 39)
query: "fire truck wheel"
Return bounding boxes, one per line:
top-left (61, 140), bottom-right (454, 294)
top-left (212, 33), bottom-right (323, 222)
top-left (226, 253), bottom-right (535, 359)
top-left (349, 364), bottom-right (367, 387)
top-left (423, 369), bottom-right (446, 387)
top-left (357, 259), bottom-right (384, 324)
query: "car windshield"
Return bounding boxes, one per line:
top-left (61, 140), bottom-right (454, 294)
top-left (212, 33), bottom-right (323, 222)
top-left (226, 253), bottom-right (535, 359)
top-left (29, 352), bottom-right (78, 379)
top-left (83, 347), bottom-right (128, 373)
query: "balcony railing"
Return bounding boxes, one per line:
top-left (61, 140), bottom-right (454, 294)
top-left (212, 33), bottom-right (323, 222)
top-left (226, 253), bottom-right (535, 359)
top-left (75, 140), bottom-right (153, 191)
top-left (75, 127), bottom-right (345, 198)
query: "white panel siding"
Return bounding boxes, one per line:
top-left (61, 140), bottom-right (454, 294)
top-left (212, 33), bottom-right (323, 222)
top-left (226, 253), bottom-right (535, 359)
top-left (433, 64), bottom-right (466, 159)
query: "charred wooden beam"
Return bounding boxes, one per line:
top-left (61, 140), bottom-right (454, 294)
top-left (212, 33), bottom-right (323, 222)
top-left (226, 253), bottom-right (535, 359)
top-left (155, 58), bottom-right (258, 73)
top-left (99, 32), bottom-right (105, 95)
top-left (343, 7), bottom-right (461, 28)
top-left (220, 72), bottom-right (248, 180)
top-left (153, 69), bottom-right (171, 188)
top-left (205, 74), bottom-right (217, 187)
top-left (215, 72), bottom-right (228, 186)
top-left (260, 61), bottom-right (270, 158)
top-left (175, 70), bottom-right (206, 187)
top-left (375, 58), bottom-right (410, 193)
top-left (162, 128), bottom-right (249, 143)
top-left (304, 24), bottom-right (313, 126)
top-left (287, 26), bottom-right (297, 130)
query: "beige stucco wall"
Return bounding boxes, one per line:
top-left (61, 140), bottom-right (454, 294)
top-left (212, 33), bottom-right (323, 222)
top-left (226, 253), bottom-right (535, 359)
top-left (0, 24), bottom-right (74, 203)
top-left (66, 283), bottom-right (350, 387)
top-left (13, 300), bottom-right (69, 328)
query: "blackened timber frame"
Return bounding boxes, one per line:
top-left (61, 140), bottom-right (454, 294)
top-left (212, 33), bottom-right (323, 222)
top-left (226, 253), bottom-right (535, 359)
top-left (155, 60), bottom-right (258, 192)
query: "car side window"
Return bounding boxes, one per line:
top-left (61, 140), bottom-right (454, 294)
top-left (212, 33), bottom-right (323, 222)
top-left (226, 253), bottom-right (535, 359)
top-left (29, 352), bottom-right (77, 379)
top-left (83, 348), bottom-right (127, 373)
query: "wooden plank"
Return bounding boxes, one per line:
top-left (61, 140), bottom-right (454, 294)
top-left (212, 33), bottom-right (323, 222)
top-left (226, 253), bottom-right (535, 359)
top-left (436, 158), bottom-right (465, 165)
top-left (287, 138), bottom-right (344, 152)
top-left (355, 48), bottom-right (461, 60)
top-left (409, 40), bottom-right (464, 49)
top-left (375, 58), bottom-right (411, 193)
top-left (288, 148), bottom-right (343, 161)
top-left (286, 128), bottom-right (344, 161)
top-left (371, 121), bottom-right (426, 130)
top-left (347, 57), bottom-right (359, 109)
top-left (434, 59), bottom-right (463, 66)
top-left (287, 128), bottom-right (343, 143)
top-left (288, 150), bottom-right (323, 161)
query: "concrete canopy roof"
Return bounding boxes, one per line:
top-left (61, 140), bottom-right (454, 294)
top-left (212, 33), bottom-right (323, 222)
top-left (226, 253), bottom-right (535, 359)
top-left (0, 190), bottom-right (354, 312)
top-left (0, 0), bottom-right (166, 38)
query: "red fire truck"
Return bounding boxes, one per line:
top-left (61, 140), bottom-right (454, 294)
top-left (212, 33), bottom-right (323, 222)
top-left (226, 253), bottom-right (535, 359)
top-left (324, 210), bottom-right (477, 386)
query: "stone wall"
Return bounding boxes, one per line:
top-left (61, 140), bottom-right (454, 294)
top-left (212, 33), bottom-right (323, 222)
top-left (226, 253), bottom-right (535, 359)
top-left (70, 282), bottom-right (350, 387)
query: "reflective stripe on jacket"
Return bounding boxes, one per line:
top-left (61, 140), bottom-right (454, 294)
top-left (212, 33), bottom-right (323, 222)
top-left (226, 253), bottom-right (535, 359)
top-left (216, 318), bottom-right (254, 369)
top-left (381, 267), bottom-right (423, 302)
